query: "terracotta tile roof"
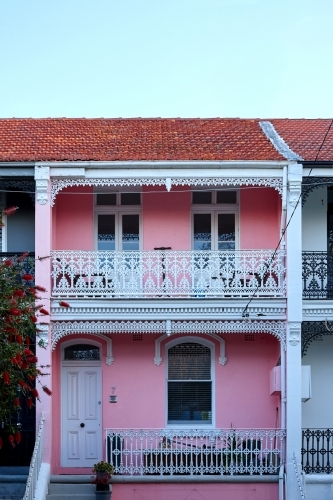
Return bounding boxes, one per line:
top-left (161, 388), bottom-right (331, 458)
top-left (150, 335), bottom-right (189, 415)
top-left (270, 119), bottom-right (333, 162)
top-left (0, 118), bottom-right (284, 162)
top-left (0, 117), bottom-right (332, 163)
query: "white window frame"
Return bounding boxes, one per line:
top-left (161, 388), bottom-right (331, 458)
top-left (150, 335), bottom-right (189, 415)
top-left (191, 210), bottom-right (239, 250)
top-left (94, 210), bottom-right (142, 251)
top-left (165, 336), bottom-right (215, 428)
top-left (61, 338), bottom-right (102, 367)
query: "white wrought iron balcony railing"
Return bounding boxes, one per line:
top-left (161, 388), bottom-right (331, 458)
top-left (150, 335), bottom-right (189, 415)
top-left (105, 428), bottom-right (285, 476)
top-left (51, 250), bottom-right (286, 299)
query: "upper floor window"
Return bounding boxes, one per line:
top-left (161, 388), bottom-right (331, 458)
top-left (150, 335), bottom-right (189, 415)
top-left (95, 190), bottom-right (141, 251)
top-left (167, 341), bottom-right (212, 425)
top-left (192, 190), bottom-right (238, 251)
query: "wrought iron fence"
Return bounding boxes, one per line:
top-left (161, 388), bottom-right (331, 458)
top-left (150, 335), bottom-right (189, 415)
top-left (51, 250), bottom-right (286, 298)
top-left (302, 252), bottom-right (333, 299)
top-left (22, 413), bottom-right (44, 500)
top-left (301, 428), bottom-right (333, 474)
top-left (105, 428), bottom-right (286, 476)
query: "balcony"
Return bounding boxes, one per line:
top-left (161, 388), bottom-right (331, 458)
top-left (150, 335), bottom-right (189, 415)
top-left (105, 428), bottom-right (285, 476)
top-left (302, 252), bottom-right (333, 299)
top-left (302, 429), bottom-right (333, 474)
top-left (51, 250), bottom-right (286, 299)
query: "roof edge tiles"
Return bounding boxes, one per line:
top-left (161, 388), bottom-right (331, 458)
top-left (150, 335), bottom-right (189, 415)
top-left (259, 121), bottom-right (303, 161)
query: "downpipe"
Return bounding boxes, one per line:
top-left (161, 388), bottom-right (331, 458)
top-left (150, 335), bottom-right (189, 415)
top-left (279, 464), bottom-right (285, 500)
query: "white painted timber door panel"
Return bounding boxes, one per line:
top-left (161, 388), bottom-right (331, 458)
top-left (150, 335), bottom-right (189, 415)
top-left (62, 366), bottom-right (102, 467)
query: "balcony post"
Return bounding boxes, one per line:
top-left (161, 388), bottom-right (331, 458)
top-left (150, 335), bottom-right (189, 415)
top-left (35, 165), bottom-right (52, 465)
top-left (285, 163), bottom-right (303, 498)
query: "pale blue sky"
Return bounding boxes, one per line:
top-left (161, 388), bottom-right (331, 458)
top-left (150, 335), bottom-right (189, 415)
top-left (0, 0), bottom-right (332, 118)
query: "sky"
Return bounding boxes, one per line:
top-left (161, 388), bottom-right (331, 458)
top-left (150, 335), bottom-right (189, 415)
top-left (0, 0), bottom-right (332, 119)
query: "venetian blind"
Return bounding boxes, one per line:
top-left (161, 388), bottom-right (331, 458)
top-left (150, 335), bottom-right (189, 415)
top-left (168, 343), bottom-right (212, 423)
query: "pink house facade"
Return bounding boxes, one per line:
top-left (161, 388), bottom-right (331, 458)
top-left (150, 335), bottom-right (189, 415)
top-left (3, 118), bottom-right (333, 500)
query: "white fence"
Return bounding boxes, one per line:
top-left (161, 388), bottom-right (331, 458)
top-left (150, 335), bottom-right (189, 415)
top-left (51, 250), bottom-right (286, 298)
top-left (105, 428), bottom-right (286, 476)
top-left (22, 413), bottom-right (44, 500)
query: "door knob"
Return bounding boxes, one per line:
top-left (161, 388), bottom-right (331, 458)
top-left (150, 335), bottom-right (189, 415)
top-left (80, 423), bottom-right (85, 428)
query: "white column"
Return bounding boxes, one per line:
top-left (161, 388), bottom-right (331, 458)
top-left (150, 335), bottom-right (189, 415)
top-left (285, 163), bottom-right (303, 498)
top-left (35, 165), bottom-right (52, 465)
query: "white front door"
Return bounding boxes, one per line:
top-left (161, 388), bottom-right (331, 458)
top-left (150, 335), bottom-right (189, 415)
top-left (61, 365), bottom-right (102, 467)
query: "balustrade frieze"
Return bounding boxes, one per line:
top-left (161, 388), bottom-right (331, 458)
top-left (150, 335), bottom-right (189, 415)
top-left (51, 250), bottom-right (286, 299)
top-left (301, 428), bottom-right (333, 474)
top-left (105, 428), bottom-right (285, 476)
top-left (302, 252), bottom-right (333, 299)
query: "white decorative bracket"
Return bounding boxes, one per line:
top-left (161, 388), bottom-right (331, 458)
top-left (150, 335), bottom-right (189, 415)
top-left (35, 165), bottom-right (50, 205)
top-left (37, 323), bottom-right (49, 346)
top-left (154, 331), bottom-right (227, 366)
top-left (288, 322), bottom-right (301, 346)
top-left (288, 164), bottom-right (302, 208)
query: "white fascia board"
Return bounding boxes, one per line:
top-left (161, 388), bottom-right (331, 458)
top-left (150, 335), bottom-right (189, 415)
top-left (49, 163), bottom-right (287, 180)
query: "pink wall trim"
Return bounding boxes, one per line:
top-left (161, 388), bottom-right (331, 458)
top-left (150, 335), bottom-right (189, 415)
top-left (240, 188), bottom-right (281, 249)
top-left (112, 483), bottom-right (278, 500)
top-left (142, 186), bottom-right (191, 250)
top-left (54, 186), bottom-right (94, 250)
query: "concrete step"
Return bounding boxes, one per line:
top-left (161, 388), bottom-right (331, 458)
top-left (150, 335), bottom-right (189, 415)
top-left (0, 470), bottom-right (28, 500)
top-left (46, 481), bottom-right (107, 500)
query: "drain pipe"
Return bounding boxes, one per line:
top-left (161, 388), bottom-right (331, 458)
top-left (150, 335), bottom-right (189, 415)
top-left (280, 339), bottom-right (286, 476)
top-left (279, 464), bottom-right (285, 500)
top-left (280, 165), bottom-right (287, 248)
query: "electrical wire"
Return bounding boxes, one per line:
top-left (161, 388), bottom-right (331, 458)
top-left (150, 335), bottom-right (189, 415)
top-left (241, 118), bottom-right (333, 318)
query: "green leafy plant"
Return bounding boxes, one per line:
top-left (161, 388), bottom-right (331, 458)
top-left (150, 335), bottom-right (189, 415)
top-left (92, 461), bottom-right (114, 491)
top-left (0, 206), bottom-right (52, 448)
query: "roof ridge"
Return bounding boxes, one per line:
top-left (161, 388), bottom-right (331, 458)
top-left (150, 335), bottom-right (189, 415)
top-left (259, 121), bottom-right (303, 161)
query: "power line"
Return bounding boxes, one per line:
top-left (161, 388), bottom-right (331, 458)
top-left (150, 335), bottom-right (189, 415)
top-left (242, 118), bottom-right (333, 318)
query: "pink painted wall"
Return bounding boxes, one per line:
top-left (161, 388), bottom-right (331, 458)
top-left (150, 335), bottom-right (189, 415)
top-left (142, 186), bottom-right (191, 250)
top-left (53, 186), bottom-right (94, 249)
top-left (51, 332), bottom-right (280, 474)
top-left (112, 483), bottom-right (278, 500)
top-left (240, 188), bottom-right (281, 249)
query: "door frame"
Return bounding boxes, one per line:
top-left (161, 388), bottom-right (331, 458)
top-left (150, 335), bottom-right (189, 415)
top-left (61, 339), bottom-right (103, 468)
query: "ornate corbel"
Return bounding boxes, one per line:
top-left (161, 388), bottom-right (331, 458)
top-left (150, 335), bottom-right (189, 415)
top-left (35, 165), bottom-right (50, 205)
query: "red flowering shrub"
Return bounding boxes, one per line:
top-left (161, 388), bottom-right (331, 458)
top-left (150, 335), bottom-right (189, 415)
top-left (0, 208), bottom-right (52, 440)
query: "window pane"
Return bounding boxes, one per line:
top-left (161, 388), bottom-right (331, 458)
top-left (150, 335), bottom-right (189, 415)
top-left (193, 214), bottom-right (211, 250)
top-left (216, 191), bottom-right (237, 204)
top-left (96, 193), bottom-right (117, 205)
top-left (98, 215), bottom-right (115, 250)
top-left (122, 214), bottom-right (139, 250)
top-left (168, 382), bottom-right (212, 423)
top-left (121, 193), bottom-right (141, 205)
top-left (64, 344), bottom-right (100, 361)
top-left (192, 191), bottom-right (212, 204)
top-left (168, 343), bottom-right (211, 380)
top-left (218, 214), bottom-right (235, 250)
top-left (168, 343), bottom-right (212, 423)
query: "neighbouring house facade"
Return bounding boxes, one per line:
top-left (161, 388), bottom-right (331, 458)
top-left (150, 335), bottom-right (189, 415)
top-left (1, 118), bottom-right (333, 500)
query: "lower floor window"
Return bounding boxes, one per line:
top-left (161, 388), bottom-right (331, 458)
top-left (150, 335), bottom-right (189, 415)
top-left (167, 342), bottom-right (212, 424)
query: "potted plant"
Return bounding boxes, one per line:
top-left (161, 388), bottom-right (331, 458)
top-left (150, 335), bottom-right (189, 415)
top-left (92, 461), bottom-right (114, 499)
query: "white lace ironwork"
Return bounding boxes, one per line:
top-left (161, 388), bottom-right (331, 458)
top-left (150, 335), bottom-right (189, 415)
top-left (22, 413), bottom-right (45, 500)
top-left (50, 177), bottom-right (283, 205)
top-left (51, 249), bottom-right (286, 299)
top-left (51, 320), bottom-right (287, 353)
top-left (105, 427), bottom-right (286, 476)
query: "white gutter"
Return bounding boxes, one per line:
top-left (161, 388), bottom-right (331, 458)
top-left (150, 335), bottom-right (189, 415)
top-left (38, 160), bottom-right (289, 170)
